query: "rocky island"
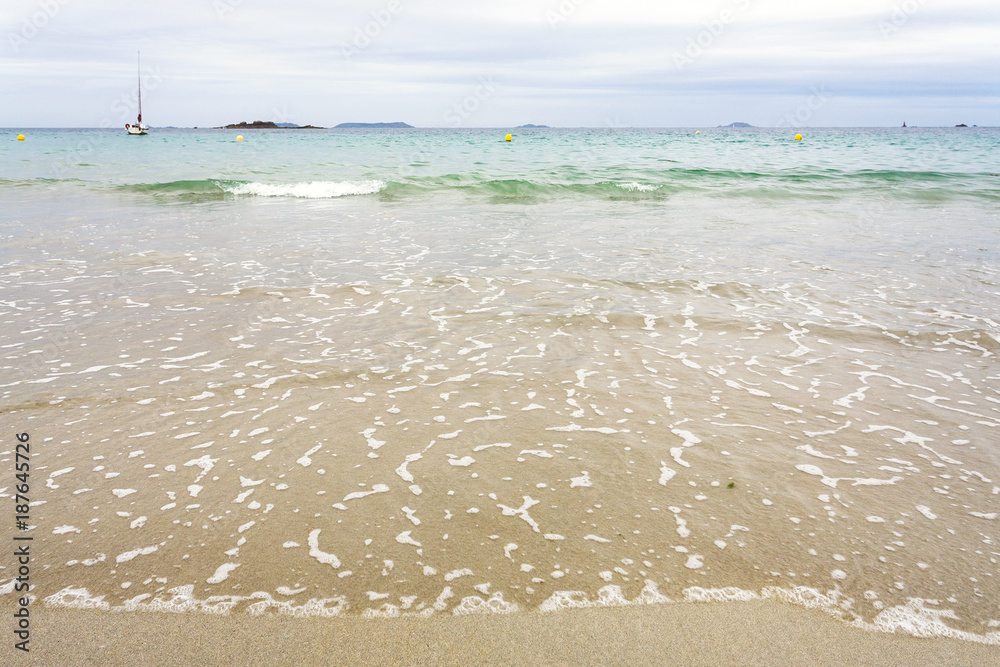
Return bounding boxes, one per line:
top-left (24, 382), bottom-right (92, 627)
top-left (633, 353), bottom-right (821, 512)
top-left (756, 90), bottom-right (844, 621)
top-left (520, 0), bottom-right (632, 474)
top-left (218, 120), bottom-right (325, 129)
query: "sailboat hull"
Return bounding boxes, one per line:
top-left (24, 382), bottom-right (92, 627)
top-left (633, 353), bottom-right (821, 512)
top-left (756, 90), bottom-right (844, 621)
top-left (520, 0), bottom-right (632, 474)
top-left (126, 52), bottom-right (149, 135)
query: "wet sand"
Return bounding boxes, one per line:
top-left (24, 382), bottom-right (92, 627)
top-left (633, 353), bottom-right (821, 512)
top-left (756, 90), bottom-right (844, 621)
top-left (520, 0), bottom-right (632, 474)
top-left (15, 601), bottom-right (1000, 666)
top-left (3, 146), bottom-right (999, 652)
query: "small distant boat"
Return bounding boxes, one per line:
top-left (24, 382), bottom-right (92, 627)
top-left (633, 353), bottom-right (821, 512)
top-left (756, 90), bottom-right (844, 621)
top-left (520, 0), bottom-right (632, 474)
top-left (126, 52), bottom-right (148, 135)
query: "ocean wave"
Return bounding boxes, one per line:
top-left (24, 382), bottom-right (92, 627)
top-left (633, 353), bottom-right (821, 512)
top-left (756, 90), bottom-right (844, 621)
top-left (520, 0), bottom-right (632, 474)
top-left (36, 581), bottom-right (1000, 644)
top-left (8, 168), bottom-right (998, 203)
top-left (224, 180), bottom-right (386, 198)
top-left (616, 182), bottom-right (659, 192)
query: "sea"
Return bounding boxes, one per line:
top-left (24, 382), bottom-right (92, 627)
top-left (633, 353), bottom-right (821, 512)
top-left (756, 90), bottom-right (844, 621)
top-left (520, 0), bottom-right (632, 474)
top-left (1, 127), bottom-right (998, 641)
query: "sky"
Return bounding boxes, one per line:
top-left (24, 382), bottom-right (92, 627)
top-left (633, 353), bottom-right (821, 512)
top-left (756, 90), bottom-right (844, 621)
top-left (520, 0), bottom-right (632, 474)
top-left (1, 0), bottom-right (998, 128)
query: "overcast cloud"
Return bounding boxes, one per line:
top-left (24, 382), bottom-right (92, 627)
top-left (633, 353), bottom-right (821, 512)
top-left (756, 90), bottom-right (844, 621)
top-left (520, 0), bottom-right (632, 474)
top-left (1, 0), bottom-right (997, 127)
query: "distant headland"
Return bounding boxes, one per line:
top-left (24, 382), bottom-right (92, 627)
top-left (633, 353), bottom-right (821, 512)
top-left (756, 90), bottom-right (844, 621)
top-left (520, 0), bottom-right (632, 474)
top-left (517, 124), bottom-right (549, 128)
top-left (719, 122), bottom-right (754, 128)
top-left (334, 122), bottom-right (414, 129)
top-left (219, 120), bottom-right (324, 129)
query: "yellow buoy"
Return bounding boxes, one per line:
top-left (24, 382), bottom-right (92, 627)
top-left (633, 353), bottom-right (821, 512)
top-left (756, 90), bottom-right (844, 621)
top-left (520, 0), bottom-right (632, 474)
top-left (695, 131), bottom-right (700, 135)
top-left (794, 134), bottom-right (803, 141)
top-left (17, 134), bottom-right (25, 141)
top-left (505, 134), bottom-right (512, 142)
top-left (236, 135), bottom-right (244, 142)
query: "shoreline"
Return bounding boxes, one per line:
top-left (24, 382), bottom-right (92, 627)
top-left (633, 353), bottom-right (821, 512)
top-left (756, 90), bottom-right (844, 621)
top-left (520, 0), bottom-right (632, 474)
top-left (11, 600), bottom-right (1000, 666)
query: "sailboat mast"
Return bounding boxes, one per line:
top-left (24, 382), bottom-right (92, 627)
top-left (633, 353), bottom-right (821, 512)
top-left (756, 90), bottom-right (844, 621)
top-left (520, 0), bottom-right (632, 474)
top-left (137, 51), bottom-right (142, 123)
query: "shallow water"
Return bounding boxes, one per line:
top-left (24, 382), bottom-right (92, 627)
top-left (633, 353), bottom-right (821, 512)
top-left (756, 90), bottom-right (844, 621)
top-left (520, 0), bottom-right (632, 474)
top-left (1, 128), bottom-right (998, 640)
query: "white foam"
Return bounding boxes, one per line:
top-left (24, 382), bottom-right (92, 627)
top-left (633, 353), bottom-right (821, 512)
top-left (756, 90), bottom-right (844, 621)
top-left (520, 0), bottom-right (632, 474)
top-left (276, 586), bottom-right (307, 595)
top-left (616, 182), bottom-right (658, 192)
top-left (307, 529), bottom-right (340, 568)
top-left (342, 484), bottom-right (389, 502)
top-left (43, 587), bottom-right (110, 610)
top-left (396, 531), bottom-right (422, 547)
top-left (453, 592), bottom-right (519, 615)
top-left (395, 453), bottom-right (422, 482)
top-left (869, 598), bottom-right (1000, 643)
top-left (540, 581), bottom-right (669, 612)
top-left (46, 584), bottom-right (350, 618)
top-left (115, 545), bottom-right (158, 564)
top-left (402, 506), bottom-right (420, 525)
top-left (472, 442), bottom-right (511, 452)
top-left (570, 471), bottom-right (592, 488)
top-left (184, 454), bottom-right (218, 483)
top-left (297, 445), bottom-right (322, 467)
top-left (226, 180), bottom-right (386, 198)
top-left (207, 563), bottom-right (240, 584)
top-left (361, 428), bottom-right (386, 451)
top-left (498, 496), bottom-right (541, 533)
top-left (685, 587), bottom-right (760, 603)
top-left (658, 462), bottom-right (676, 485)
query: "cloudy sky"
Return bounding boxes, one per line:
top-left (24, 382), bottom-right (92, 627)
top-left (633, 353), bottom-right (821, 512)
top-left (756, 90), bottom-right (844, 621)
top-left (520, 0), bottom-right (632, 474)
top-left (1, 0), bottom-right (997, 127)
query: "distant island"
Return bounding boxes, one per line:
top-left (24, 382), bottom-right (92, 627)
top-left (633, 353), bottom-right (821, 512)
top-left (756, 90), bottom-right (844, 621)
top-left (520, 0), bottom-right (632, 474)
top-left (955, 124), bottom-right (968, 127)
top-left (517, 124), bottom-right (549, 128)
top-left (719, 122), bottom-right (754, 128)
top-left (334, 122), bottom-right (414, 129)
top-left (219, 120), bottom-right (324, 129)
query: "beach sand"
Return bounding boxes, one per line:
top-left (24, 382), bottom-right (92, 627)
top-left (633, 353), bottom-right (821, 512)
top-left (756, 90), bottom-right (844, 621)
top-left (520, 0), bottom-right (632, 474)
top-left (14, 601), bottom-right (1000, 666)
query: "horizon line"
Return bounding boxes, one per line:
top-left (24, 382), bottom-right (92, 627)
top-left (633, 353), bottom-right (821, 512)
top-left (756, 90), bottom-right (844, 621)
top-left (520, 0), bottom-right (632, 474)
top-left (3, 125), bottom-right (993, 130)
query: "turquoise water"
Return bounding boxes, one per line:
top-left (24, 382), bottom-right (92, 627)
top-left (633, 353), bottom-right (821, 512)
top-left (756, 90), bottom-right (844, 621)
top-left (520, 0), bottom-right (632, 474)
top-left (2, 128), bottom-right (999, 638)
top-left (3, 127), bottom-right (999, 200)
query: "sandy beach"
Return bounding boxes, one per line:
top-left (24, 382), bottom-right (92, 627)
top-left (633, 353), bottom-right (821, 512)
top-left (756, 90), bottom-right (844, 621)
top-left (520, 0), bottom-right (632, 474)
top-left (4, 129), bottom-right (999, 661)
top-left (9, 600), bottom-right (998, 666)
top-left (5, 0), bottom-right (1000, 662)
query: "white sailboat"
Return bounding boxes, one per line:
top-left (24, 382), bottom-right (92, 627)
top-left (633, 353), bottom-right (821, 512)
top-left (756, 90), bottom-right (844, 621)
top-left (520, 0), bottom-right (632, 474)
top-left (126, 52), bottom-right (148, 135)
